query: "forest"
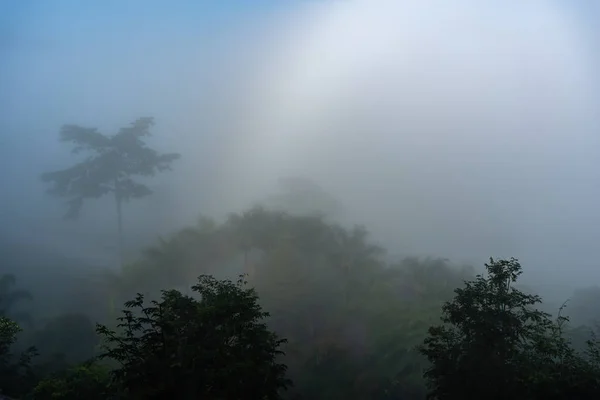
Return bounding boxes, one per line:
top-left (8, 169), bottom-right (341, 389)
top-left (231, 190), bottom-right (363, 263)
top-left (2, 118), bottom-right (600, 399)
top-left (3, 1), bottom-right (600, 398)
top-left (4, 205), bottom-right (600, 399)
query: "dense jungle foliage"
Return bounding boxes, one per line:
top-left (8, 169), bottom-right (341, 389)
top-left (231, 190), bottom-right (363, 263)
top-left (3, 207), bottom-right (600, 399)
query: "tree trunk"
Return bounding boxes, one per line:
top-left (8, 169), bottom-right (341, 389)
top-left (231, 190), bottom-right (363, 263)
top-left (115, 187), bottom-right (124, 268)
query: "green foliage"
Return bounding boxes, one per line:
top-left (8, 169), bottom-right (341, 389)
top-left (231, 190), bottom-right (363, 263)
top-left (7, 203), bottom-right (600, 399)
top-left (0, 317), bottom-right (21, 363)
top-left (419, 257), bottom-right (600, 400)
top-left (41, 117), bottom-right (180, 219)
top-left (0, 316), bottom-right (37, 397)
top-left (111, 208), bottom-right (473, 399)
top-left (32, 361), bottom-right (113, 400)
top-left (0, 275), bottom-right (37, 397)
top-left (96, 275), bottom-right (291, 399)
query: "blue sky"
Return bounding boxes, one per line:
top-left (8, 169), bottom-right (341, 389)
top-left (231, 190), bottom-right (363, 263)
top-left (0, 0), bottom-right (294, 95)
top-left (2, 1), bottom-right (598, 73)
top-left (0, 0), bottom-right (289, 43)
top-left (1, 1), bottom-right (598, 98)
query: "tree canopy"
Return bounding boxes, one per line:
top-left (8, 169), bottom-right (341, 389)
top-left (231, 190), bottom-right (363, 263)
top-left (419, 258), bottom-right (600, 400)
top-left (96, 275), bottom-right (290, 399)
top-left (0, 316), bottom-right (36, 398)
top-left (4, 206), bottom-right (600, 399)
top-left (111, 208), bottom-right (478, 399)
top-left (41, 117), bottom-right (180, 266)
top-left (41, 117), bottom-right (179, 219)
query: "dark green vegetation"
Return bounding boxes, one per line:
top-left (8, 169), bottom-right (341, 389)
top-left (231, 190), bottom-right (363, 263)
top-left (4, 210), bottom-right (600, 399)
top-left (4, 119), bottom-right (600, 398)
top-left (420, 258), bottom-right (600, 399)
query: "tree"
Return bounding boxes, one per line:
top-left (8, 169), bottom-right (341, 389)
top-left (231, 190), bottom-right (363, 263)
top-left (32, 361), bottom-right (113, 400)
top-left (418, 257), bottom-right (600, 400)
top-left (96, 274), bottom-right (291, 399)
top-left (0, 317), bottom-right (22, 396)
top-left (110, 207), bottom-right (476, 399)
top-left (41, 117), bottom-right (180, 266)
top-left (0, 317), bottom-right (37, 398)
top-left (264, 176), bottom-right (343, 219)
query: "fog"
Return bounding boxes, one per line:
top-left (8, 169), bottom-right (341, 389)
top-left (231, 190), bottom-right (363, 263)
top-left (1, 0), bottom-right (600, 296)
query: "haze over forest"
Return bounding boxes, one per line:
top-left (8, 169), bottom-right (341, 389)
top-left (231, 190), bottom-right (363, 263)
top-left (2, 2), bottom-right (600, 397)
top-left (3, 1), bottom-right (600, 292)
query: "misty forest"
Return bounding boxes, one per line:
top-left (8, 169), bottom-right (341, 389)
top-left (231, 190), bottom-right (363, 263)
top-left (2, 1), bottom-right (600, 399)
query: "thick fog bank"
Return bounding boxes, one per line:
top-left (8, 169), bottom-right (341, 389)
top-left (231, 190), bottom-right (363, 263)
top-left (1, 1), bottom-right (599, 289)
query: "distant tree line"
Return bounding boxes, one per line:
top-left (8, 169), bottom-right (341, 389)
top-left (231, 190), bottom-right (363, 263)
top-left (3, 215), bottom-right (600, 398)
top-left (1, 117), bottom-right (596, 398)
